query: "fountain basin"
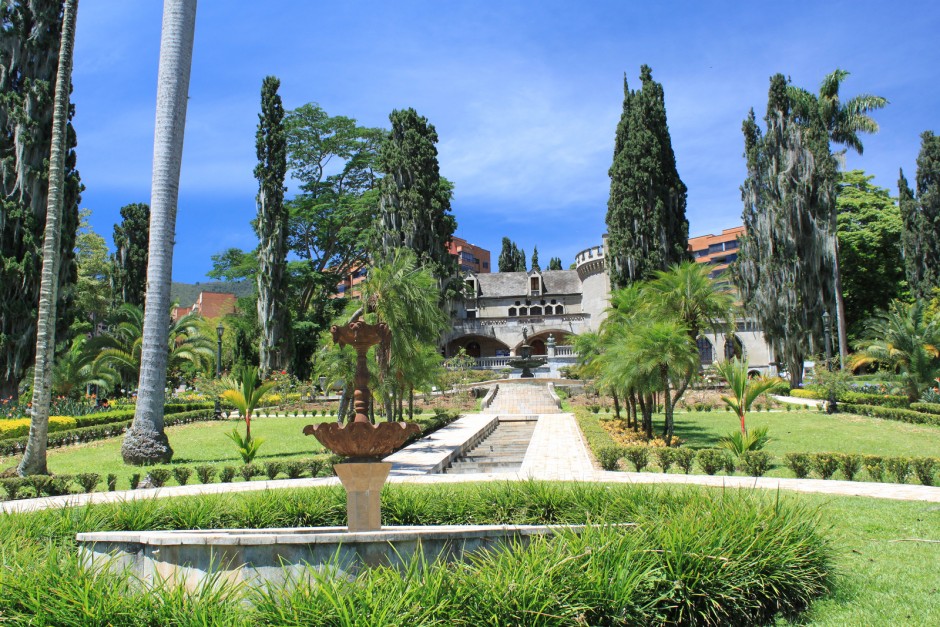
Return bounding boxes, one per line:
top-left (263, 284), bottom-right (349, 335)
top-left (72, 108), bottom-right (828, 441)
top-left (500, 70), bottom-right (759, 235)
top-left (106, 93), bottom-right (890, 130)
top-left (77, 524), bottom-right (586, 590)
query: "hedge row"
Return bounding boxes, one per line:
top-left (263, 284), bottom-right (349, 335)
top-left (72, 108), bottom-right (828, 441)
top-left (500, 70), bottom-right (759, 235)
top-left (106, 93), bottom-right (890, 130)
top-left (911, 402), bottom-right (940, 416)
top-left (0, 416), bottom-right (77, 440)
top-left (788, 388), bottom-right (909, 408)
top-left (0, 409), bottom-right (218, 456)
top-left (839, 403), bottom-right (940, 426)
top-left (597, 445), bottom-right (938, 485)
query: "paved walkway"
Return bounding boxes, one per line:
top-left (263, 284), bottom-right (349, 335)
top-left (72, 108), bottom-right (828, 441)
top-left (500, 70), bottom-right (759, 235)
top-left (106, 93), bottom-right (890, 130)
top-left (483, 383), bottom-right (561, 415)
top-left (3, 412), bottom-right (939, 514)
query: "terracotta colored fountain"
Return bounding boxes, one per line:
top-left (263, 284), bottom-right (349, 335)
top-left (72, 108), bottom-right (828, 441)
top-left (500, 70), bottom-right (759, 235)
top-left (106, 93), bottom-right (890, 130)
top-left (303, 320), bottom-right (419, 531)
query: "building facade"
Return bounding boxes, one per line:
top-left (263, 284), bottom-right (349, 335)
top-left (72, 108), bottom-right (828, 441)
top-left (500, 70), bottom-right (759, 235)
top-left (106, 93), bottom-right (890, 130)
top-left (448, 236), bottom-right (491, 273)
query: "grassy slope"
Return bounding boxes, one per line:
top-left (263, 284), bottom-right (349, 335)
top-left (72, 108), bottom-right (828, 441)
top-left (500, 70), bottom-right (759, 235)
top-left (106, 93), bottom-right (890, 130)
top-left (578, 407), bottom-right (940, 478)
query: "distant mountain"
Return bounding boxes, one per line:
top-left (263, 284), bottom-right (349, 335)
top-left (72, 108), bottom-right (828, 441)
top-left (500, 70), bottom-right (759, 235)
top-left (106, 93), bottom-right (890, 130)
top-left (170, 281), bottom-right (255, 308)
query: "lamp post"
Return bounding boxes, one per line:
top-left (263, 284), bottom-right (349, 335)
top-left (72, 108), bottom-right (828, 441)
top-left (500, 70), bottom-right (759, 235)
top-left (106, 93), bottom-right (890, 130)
top-left (214, 321), bottom-right (224, 419)
top-left (822, 310), bottom-right (837, 414)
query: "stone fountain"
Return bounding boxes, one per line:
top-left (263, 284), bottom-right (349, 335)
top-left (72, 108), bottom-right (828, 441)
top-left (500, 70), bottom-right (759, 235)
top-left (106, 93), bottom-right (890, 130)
top-left (507, 327), bottom-right (547, 378)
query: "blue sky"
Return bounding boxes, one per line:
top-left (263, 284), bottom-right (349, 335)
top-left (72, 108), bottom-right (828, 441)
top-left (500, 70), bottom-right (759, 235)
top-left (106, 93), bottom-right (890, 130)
top-left (72, 1), bottom-right (940, 282)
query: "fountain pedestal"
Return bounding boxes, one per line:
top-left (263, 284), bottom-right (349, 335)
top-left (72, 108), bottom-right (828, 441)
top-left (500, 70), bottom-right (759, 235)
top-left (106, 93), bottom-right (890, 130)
top-left (334, 462), bottom-right (391, 532)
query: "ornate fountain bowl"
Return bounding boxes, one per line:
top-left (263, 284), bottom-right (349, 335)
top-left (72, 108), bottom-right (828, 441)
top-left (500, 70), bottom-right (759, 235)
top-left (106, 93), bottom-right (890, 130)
top-left (303, 421), bottom-right (421, 460)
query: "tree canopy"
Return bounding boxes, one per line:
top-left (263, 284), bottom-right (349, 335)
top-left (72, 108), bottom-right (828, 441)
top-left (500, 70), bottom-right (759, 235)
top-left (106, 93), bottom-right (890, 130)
top-left (497, 237), bottom-right (526, 272)
top-left (111, 203), bottom-right (150, 308)
top-left (899, 131), bottom-right (940, 300)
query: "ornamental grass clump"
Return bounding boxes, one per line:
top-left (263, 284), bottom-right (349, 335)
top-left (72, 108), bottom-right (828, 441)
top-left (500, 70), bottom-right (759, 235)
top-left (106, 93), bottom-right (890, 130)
top-left (283, 461), bottom-right (306, 479)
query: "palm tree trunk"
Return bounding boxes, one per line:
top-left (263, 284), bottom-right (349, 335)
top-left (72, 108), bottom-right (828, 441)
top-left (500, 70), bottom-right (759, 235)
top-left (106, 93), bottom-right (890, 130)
top-left (612, 391), bottom-right (621, 420)
top-left (18, 0), bottom-right (79, 476)
top-left (408, 388), bottom-right (414, 420)
top-left (122, 0), bottom-right (197, 465)
top-left (832, 233), bottom-right (848, 369)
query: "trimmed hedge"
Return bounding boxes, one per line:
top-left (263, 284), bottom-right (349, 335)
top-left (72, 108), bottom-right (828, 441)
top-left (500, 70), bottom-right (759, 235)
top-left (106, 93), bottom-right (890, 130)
top-left (911, 402), bottom-right (940, 416)
top-left (839, 403), bottom-right (940, 426)
top-left (0, 416), bottom-right (77, 440)
top-left (839, 391), bottom-right (908, 408)
top-left (789, 389), bottom-right (822, 400)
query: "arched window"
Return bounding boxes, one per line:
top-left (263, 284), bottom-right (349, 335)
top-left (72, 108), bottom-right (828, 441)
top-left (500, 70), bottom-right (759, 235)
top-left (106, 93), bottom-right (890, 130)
top-left (508, 307), bottom-right (517, 317)
top-left (465, 342), bottom-right (481, 358)
top-left (724, 336), bottom-right (743, 360)
top-left (554, 305), bottom-right (565, 315)
top-left (697, 337), bottom-right (714, 365)
top-left (519, 307), bottom-right (528, 316)
top-left (529, 306), bottom-right (542, 316)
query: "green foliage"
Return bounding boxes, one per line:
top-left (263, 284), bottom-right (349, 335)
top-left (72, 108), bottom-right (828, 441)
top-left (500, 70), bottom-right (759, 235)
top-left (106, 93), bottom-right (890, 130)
top-left (839, 453), bottom-right (862, 481)
top-left (673, 447), bottom-right (696, 474)
top-left (106, 474), bottom-right (117, 491)
top-left (73, 209), bottom-right (113, 331)
top-left (547, 256), bottom-right (562, 271)
top-left (840, 403), bottom-right (939, 426)
top-left (497, 237), bottom-right (526, 272)
top-left (784, 452), bottom-right (813, 479)
top-left (715, 357), bottom-right (783, 434)
top-left (606, 66), bottom-right (688, 288)
top-left (171, 466), bottom-right (192, 486)
top-left (911, 457), bottom-right (937, 486)
top-left (811, 452), bottom-right (841, 479)
top-left (284, 460), bottom-right (306, 479)
top-left (836, 171), bottom-right (906, 337)
top-left (622, 446), bottom-right (650, 471)
top-left (146, 468), bottom-right (171, 488)
top-left (899, 131), bottom-right (940, 299)
top-left (740, 450), bottom-right (772, 477)
top-left (912, 402), bottom-right (940, 415)
top-left (885, 457), bottom-right (912, 484)
top-left (226, 428), bottom-right (265, 464)
top-left (697, 448), bottom-right (730, 475)
top-left (718, 425), bottom-right (771, 457)
top-left (263, 461), bottom-right (281, 480)
top-left (596, 446), bottom-right (623, 471)
top-left (239, 464), bottom-right (260, 481)
top-left (74, 473), bottom-right (100, 493)
top-left (129, 473), bottom-right (140, 489)
top-left (195, 465), bottom-right (217, 484)
top-left (110, 203), bottom-right (150, 307)
top-left (734, 74), bottom-right (838, 388)
top-left (219, 467), bottom-right (236, 483)
top-left (0, 477), bottom-right (25, 500)
top-left (863, 455), bottom-right (885, 482)
top-left (653, 447), bottom-right (674, 472)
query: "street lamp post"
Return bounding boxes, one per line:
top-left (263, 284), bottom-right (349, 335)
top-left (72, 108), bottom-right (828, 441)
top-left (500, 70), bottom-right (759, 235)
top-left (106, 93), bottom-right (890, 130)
top-left (214, 321), bottom-right (224, 419)
top-left (822, 310), bottom-right (837, 414)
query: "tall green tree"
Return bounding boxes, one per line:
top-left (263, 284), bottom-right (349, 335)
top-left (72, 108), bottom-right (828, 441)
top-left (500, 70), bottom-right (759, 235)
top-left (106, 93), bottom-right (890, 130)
top-left (375, 108), bottom-right (457, 287)
top-left (19, 0), bottom-right (78, 476)
top-left (548, 257), bottom-right (562, 271)
top-left (73, 209), bottom-right (112, 332)
top-left (899, 131), bottom-right (940, 299)
top-left (0, 0), bottom-right (82, 401)
top-left (836, 171), bottom-right (905, 338)
top-left (530, 246), bottom-right (540, 272)
top-left (122, 0), bottom-right (197, 465)
top-left (254, 76), bottom-right (289, 376)
top-left (606, 66), bottom-right (689, 288)
top-left (790, 69), bottom-right (888, 366)
top-left (111, 203), bottom-right (150, 308)
top-left (734, 74), bottom-right (838, 388)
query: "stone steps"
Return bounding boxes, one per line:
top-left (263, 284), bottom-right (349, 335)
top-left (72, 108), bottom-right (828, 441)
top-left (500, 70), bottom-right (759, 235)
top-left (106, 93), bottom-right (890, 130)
top-left (445, 420), bottom-right (537, 475)
top-left (483, 383), bottom-right (561, 415)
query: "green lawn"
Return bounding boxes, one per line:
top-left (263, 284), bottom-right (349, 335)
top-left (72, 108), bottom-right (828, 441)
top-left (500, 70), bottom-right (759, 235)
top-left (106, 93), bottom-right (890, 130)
top-left (27, 412), bottom-right (439, 489)
top-left (579, 407), bottom-right (940, 479)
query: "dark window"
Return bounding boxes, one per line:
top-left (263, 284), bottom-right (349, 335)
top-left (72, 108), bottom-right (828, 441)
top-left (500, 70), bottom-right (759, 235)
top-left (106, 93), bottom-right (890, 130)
top-left (697, 337), bottom-right (714, 365)
top-left (724, 253), bottom-right (737, 263)
top-left (519, 307), bottom-right (528, 316)
top-left (707, 243), bottom-right (724, 254)
top-left (724, 337), bottom-right (743, 359)
top-left (482, 262), bottom-right (489, 269)
top-left (724, 240), bottom-right (739, 250)
top-left (529, 306), bottom-right (542, 315)
top-left (466, 310), bottom-right (476, 319)
top-left (555, 305), bottom-right (564, 314)
top-left (508, 307), bottom-right (517, 317)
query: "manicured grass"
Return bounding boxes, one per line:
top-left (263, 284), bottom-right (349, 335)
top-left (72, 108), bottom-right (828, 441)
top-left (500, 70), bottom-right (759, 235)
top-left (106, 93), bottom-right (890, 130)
top-left (578, 407), bottom-right (940, 479)
top-left (8, 412), bottom-right (443, 490)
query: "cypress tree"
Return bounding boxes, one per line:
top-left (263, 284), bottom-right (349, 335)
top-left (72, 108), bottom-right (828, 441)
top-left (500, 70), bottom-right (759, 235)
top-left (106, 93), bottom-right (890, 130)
top-left (531, 246), bottom-right (540, 272)
top-left (111, 203), bottom-right (150, 307)
top-left (498, 237), bottom-right (515, 272)
top-left (606, 66), bottom-right (689, 289)
top-left (376, 108), bottom-right (457, 285)
top-left (733, 74), bottom-right (838, 388)
top-left (255, 76), bottom-right (289, 375)
top-left (0, 0), bottom-right (82, 400)
top-left (899, 131), bottom-right (940, 299)
top-left (548, 257), bottom-right (562, 270)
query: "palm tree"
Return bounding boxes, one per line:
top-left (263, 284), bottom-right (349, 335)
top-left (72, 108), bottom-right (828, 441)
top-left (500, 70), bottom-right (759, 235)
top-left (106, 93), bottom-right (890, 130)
top-left (221, 366), bottom-right (275, 462)
top-left (52, 336), bottom-right (119, 399)
top-left (646, 262), bottom-right (735, 342)
top-left (791, 70), bottom-right (888, 368)
top-left (18, 0), bottom-right (79, 476)
top-left (850, 300), bottom-right (940, 402)
top-left (123, 0), bottom-right (198, 465)
top-left (714, 357), bottom-right (782, 435)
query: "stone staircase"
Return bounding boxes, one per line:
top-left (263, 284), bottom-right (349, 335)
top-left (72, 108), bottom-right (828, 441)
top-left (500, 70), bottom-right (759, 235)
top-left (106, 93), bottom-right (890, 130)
top-left (483, 383), bottom-right (561, 415)
top-left (444, 419), bottom-right (537, 474)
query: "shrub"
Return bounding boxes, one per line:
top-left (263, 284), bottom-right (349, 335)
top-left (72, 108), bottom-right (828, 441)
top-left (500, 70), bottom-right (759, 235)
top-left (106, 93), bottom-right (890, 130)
top-left (839, 392), bottom-right (908, 408)
top-left (811, 453), bottom-right (841, 480)
top-left (307, 458), bottom-right (325, 478)
top-left (885, 457), bottom-right (912, 484)
top-left (596, 446), bottom-right (623, 471)
top-left (783, 452), bottom-right (812, 479)
top-left (718, 426), bottom-right (770, 457)
top-left (697, 449), bottom-right (728, 475)
top-left (219, 467), bottom-right (236, 483)
top-left (129, 473), bottom-right (141, 489)
top-left (911, 457), bottom-right (937, 486)
top-left (673, 448), bottom-right (696, 474)
top-left (283, 461), bottom-right (306, 479)
top-left (589, 404), bottom-right (600, 414)
top-left (910, 402), bottom-right (940, 415)
top-left (838, 454), bottom-right (862, 481)
top-left (0, 477), bottom-right (25, 500)
top-left (146, 468), bottom-right (171, 488)
top-left (172, 467), bottom-right (193, 486)
top-left (0, 415), bottom-right (77, 440)
top-left (789, 388), bottom-right (822, 400)
top-left (48, 475), bottom-right (72, 496)
top-left (74, 473), bottom-right (101, 493)
top-left (623, 446), bottom-right (650, 472)
top-left (863, 456), bottom-right (884, 482)
top-left (740, 451), bottom-right (772, 477)
top-left (838, 403), bottom-right (939, 426)
top-left (195, 465), bottom-right (217, 484)
top-left (654, 447), bottom-right (675, 473)
top-left (239, 464), bottom-right (260, 481)
top-left (106, 474), bottom-right (117, 491)
top-left (264, 462), bottom-right (282, 480)
top-left (25, 475), bottom-right (51, 497)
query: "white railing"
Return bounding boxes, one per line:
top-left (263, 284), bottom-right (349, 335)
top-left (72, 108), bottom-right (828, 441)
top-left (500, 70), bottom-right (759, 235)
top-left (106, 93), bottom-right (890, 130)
top-left (554, 345), bottom-right (574, 356)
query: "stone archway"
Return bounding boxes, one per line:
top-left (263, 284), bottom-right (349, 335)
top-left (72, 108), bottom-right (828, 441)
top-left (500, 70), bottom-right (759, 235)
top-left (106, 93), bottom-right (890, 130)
top-left (465, 341), bottom-right (481, 358)
top-left (530, 339), bottom-right (546, 355)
